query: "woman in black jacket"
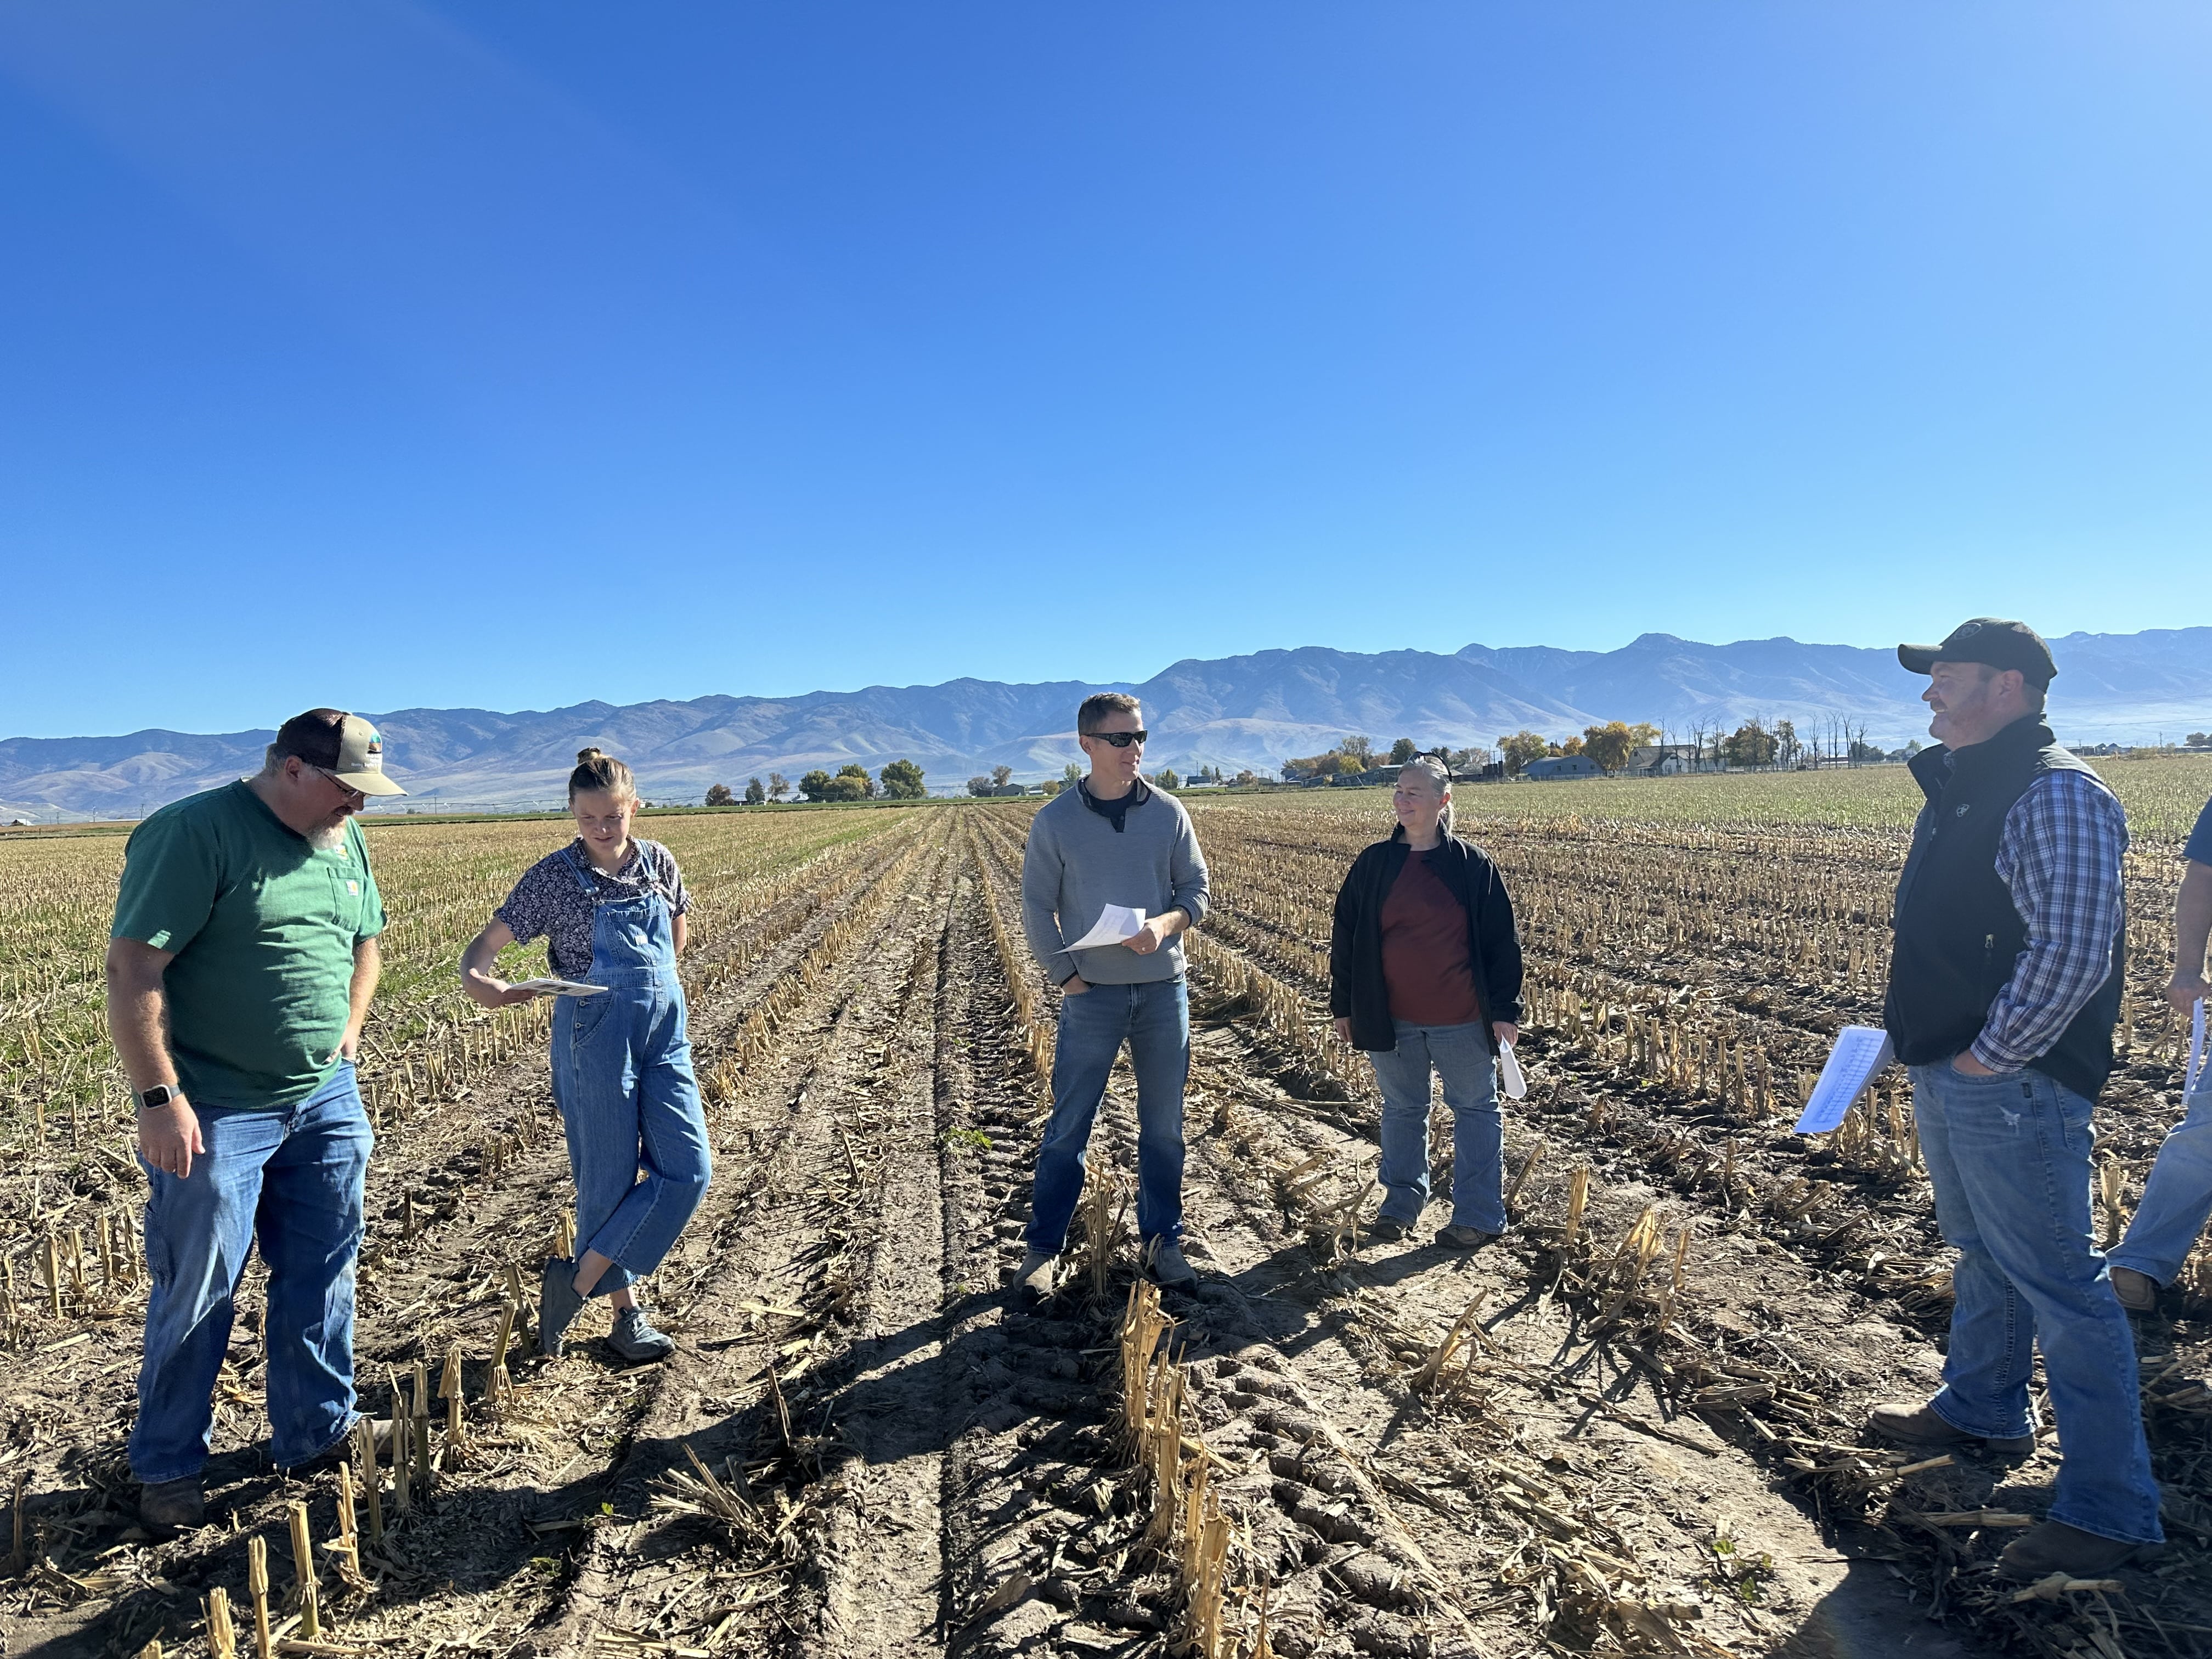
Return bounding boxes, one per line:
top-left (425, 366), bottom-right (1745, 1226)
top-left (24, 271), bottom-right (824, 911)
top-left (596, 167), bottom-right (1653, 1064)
top-left (1329, 755), bottom-right (1525, 1246)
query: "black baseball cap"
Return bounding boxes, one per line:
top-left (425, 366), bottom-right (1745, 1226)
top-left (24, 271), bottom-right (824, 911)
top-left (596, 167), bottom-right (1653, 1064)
top-left (1897, 618), bottom-right (2057, 689)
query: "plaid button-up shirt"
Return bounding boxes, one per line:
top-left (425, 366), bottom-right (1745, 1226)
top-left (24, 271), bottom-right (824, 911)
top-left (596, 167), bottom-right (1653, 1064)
top-left (1970, 761), bottom-right (2130, 1073)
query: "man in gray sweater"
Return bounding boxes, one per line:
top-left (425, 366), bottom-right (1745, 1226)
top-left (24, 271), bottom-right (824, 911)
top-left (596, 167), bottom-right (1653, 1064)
top-left (1018, 692), bottom-right (1211, 1293)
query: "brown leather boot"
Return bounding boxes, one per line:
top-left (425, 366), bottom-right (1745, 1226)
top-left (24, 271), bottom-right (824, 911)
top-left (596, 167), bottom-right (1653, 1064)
top-left (139, 1475), bottom-right (205, 1534)
top-left (1999, 1520), bottom-right (2150, 1581)
top-left (2109, 1266), bottom-right (2159, 1314)
top-left (1867, 1402), bottom-right (2035, 1456)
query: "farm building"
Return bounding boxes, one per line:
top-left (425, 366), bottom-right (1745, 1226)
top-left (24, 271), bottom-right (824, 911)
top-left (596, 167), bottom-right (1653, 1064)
top-left (1524, 754), bottom-right (1603, 781)
top-left (1624, 744), bottom-right (1697, 777)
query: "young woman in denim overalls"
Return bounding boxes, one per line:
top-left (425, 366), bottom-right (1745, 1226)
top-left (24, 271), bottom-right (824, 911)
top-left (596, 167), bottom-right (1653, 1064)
top-left (461, 748), bottom-right (712, 1361)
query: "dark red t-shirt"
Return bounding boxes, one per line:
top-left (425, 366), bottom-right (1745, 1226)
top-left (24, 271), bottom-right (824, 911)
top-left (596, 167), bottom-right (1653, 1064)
top-left (1380, 850), bottom-right (1485, 1028)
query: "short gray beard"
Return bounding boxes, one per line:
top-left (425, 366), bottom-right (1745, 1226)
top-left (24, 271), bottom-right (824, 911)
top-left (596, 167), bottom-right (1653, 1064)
top-left (308, 821), bottom-right (349, 851)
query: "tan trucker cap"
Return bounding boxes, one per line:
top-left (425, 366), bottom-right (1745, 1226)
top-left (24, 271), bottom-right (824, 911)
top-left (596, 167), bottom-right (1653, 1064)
top-left (330, 714), bottom-right (406, 796)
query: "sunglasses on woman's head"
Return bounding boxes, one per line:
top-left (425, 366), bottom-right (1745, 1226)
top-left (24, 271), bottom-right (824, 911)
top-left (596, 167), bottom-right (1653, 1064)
top-left (1087, 730), bottom-right (1148, 748)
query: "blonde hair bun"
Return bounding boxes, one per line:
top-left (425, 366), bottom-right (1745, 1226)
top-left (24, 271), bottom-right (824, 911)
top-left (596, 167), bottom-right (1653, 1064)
top-left (568, 747), bottom-right (636, 801)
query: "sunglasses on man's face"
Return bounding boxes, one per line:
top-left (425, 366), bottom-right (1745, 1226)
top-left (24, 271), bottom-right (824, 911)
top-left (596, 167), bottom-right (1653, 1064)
top-left (1087, 730), bottom-right (1148, 748)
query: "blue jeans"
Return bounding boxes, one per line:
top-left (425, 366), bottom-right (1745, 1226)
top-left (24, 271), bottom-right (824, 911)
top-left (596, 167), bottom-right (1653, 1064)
top-left (1026, 978), bottom-right (1190, 1252)
top-left (1911, 1062), bottom-right (2163, 1545)
top-left (1367, 1021), bottom-right (1504, 1233)
top-left (131, 1064), bottom-right (373, 1482)
top-left (551, 986), bottom-right (710, 1296)
top-left (2111, 1075), bottom-right (2212, 1287)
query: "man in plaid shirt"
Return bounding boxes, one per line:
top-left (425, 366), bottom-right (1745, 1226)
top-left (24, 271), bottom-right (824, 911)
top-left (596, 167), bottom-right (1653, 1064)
top-left (1869, 618), bottom-right (2162, 1580)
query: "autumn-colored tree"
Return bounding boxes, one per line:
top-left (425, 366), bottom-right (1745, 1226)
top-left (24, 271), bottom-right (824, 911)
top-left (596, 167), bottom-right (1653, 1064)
top-left (1722, 721), bottom-right (1779, 768)
top-left (1152, 768), bottom-right (1180, 790)
top-left (823, 763), bottom-right (874, 802)
top-left (991, 764), bottom-right (1014, 788)
top-left (1580, 723), bottom-right (1637, 772)
top-left (1559, 736), bottom-right (1585, 757)
top-left (768, 772), bottom-right (789, 800)
top-left (1497, 731), bottom-right (1551, 775)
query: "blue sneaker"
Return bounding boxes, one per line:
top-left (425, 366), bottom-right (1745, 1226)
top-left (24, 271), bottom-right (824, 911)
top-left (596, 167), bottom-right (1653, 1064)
top-left (608, 1306), bottom-right (676, 1363)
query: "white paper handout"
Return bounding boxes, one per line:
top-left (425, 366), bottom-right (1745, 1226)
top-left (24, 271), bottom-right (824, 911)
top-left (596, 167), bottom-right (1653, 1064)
top-left (1066, 904), bottom-right (1148, 952)
top-left (2187, 997), bottom-right (2208, 1099)
top-left (511, 977), bottom-right (610, 997)
top-left (1793, 1024), bottom-right (1895, 1135)
top-left (1497, 1040), bottom-right (1528, 1101)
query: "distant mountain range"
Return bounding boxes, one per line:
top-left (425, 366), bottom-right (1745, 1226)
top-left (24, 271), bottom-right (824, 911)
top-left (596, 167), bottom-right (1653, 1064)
top-left (5, 628), bottom-right (2208, 817)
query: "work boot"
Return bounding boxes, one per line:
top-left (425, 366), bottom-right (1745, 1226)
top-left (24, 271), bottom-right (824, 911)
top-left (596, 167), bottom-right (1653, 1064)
top-left (1143, 1238), bottom-right (1198, 1290)
top-left (1013, 1249), bottom-right (1058, 1300)
top-left (1998, 1520), bottom-right (2150, 1582)
top-left (139, 1475), bottom-right (205, 1534)
top-left (1366, 1215), bottom-right (1411, 1244)
top-left (2110, 1266), bottom-right (2159, 1314)
top-left (607, 1306), bottom-right (676, 1363)
top-left (1867, 1402), bottom-right (2035, 1457)
top-left (1437, 1224), bottom-right (1500, 1249)
top-left (279, 1417), bottom-right (393, 1477)
top-left (540, 1257), bottom-right (586, 1358)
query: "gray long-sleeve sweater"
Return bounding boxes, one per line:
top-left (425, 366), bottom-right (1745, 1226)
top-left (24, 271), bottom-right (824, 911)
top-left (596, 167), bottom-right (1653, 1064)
top-left (1020, 782), bottom-right (1210, 985)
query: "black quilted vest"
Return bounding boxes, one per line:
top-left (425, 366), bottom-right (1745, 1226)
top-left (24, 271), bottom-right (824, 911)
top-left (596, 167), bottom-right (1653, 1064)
top-left (1884, 716), bottom-right (2124, 1100)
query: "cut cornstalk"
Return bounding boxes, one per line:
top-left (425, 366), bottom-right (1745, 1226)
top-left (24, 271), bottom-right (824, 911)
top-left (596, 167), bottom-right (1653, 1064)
top-left (1411, 1291), bottom-right (1491, 1392)
top-left (1502, 1138), bottom-right (1547, 1216)
top-left (43, 1234), bottom-right (61, 1319)
top-left (392, 1413), bottom-right (412, 1513)
top-left (412, 1360), bottom-right (432, 1484)
top-left (206, 1584), bottom-right (238, 1658)
top-left (441, 1343), bottom-right (464, 1452)
top-left (287, 1500), bottom-right (320, 1637)
top-left (334, 1463), bottom-right (358, 1564)
top-left (247, 1534), bottom-right (274, 1659)
top-left (489, 1302), bottom-right (516, 1374)
top-left (353, 1417), bottom-right (383, 1541)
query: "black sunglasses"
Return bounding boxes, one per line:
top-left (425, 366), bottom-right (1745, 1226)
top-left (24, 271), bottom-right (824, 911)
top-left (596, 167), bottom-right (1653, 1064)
top-left (1086, 729), bottom-right (1148, 748)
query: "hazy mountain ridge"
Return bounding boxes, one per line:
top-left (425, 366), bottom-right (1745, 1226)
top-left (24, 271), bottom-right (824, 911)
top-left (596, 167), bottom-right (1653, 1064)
top-left (4, 628), bottom-right (2206, 816)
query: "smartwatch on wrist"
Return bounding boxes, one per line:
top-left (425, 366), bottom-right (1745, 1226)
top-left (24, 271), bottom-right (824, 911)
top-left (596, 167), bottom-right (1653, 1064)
top-left (136, 1084), bottom-right (179, 1110)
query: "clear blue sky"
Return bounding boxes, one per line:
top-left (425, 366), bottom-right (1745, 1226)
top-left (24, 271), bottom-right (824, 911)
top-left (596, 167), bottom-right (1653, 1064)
top-left (3, 3), bottom-right (2207, 738)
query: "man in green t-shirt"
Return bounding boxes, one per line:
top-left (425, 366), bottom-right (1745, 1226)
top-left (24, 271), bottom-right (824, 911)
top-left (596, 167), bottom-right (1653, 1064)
top-left (107, 709), bottom-right (403, 1531)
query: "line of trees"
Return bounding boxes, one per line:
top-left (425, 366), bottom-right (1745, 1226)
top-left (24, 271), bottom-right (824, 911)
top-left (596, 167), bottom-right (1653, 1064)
top-left (1280, 736), bottom-right (1496, 782)
top-left (703, 760), bottom-right (926, 805)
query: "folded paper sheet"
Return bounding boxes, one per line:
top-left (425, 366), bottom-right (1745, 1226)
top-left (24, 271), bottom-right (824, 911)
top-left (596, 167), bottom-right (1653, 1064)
top-left (2189, 998), bottom-right (2207, 1098)
top-left (1793, 1024), bottom-right (1895, 1134)
top-left (1497, 1041), bottom-right (1528, 1101)
top-left (511, 977), bottom-right (610, 997)
top-left (1066, 904), bottom-right (1148, 952)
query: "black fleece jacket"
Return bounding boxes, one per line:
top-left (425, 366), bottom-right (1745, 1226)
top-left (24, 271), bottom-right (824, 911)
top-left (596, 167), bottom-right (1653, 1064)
top-left (1328, 828), bottom-right (1525, 1053)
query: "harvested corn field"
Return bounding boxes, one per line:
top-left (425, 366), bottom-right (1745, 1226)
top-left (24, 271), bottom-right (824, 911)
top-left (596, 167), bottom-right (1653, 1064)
top-left (3, 763), bottom-right (2210, 1659)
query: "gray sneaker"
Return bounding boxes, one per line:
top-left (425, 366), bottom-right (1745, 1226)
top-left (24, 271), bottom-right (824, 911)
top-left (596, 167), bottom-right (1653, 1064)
top-left (1014, 1249), bottom-right (1058, 1299)
top-left (607, 1306), bottom-right (675, 1363)
top-left (540, 1257), bottom-right (586, 1358)
top-left (139, 1475), bottom-right (205, 1533)
top-left (1143, 1238), bottom-right (1198, 1290)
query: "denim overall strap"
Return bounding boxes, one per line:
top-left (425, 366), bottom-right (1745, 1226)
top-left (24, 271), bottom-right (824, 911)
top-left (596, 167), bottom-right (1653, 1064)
top-left (559, 844), bottom-right (601, 896)
top-left (562, 844), bottom-right (678, 989)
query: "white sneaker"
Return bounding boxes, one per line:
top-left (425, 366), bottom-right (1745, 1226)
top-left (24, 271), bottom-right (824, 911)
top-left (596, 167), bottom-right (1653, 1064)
top-left (1015, 1248), bottom-right (1058, 1297)
top-left (1143, 1238), bottom-right (1198, 1289)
